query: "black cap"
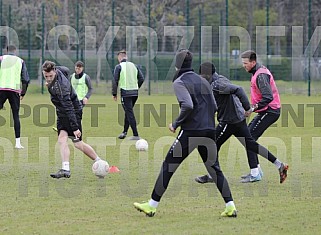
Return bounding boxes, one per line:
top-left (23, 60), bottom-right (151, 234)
top-left (175, 49), bottom-right (193, 69)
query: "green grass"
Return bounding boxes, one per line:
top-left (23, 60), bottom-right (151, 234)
top-left (28, 79), bottom-right (321, 96)
top-left (0, 87), bottom-right (320, 234)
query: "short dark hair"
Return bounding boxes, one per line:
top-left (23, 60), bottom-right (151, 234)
top-left (7, 45), bottom-right (16, 52)
top-left (199, 62), bottom-right (215, 76)
top-left (117, 50), bottom-right (126, 56)
top-left (42, 60), bottom-right (56, 72)
top-left (199, 62), bottom-right (215, 82)
top-left (75, 61), bottom-right (84, 67)
top-left (241, 50), bottom-right (257, 62)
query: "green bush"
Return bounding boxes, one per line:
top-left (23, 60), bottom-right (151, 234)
top-left (22, 55), bottom-right (294, 81)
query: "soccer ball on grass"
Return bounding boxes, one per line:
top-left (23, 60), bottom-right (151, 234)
top-left (92, 160), bottom-right (109, 178)
top-left (135, 139), bottom-right (148, 151)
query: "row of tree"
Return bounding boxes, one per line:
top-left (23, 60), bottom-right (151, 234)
top-left (1, 0), bottom-right (320, 56)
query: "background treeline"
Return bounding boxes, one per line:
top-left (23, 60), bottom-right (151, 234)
top-left (0, 0), bottom-right (320, 84)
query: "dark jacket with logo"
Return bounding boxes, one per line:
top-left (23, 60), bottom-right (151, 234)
top-left (47, 66), bottom-right (82, 131)
top-left (172, 68), bottom-right (217, 130)
top-left (211, 73), bottom-right (251, 124)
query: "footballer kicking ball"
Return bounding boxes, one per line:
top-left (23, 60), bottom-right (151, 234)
top-left (92, 160), bottom-right (109, 178)
top-left (135, 139), bottom-right (148, 151)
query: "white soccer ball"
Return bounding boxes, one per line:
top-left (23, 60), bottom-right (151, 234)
top-left (135, 139), bottom-right (148, 151)
top-left (92, 160), bottom-right (109, 178)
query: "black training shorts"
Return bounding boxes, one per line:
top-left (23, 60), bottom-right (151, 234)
top-left (57, 116), bottom-right (82, 142)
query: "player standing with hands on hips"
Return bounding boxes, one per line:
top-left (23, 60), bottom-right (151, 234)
top-left (42, 61), bottom-right (102, 179)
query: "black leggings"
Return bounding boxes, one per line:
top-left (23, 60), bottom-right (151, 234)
top-left (0, 91), bottom-right (21, 138)
top-left (121, 96), bottom-right (138, 136)
top-left (248, 111), bottom-right (280, 165)
top-left (151, 129), bottom-right (233, 203)
top-left (216, 119), bottom-right (277, 169)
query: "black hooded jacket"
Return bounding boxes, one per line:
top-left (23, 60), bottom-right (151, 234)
top-left (47, 66), bottom-right (82, 131)
top-left (211, 73), bottom-right (251, 124)
top-left (172, 68), bottom-right (217, 130)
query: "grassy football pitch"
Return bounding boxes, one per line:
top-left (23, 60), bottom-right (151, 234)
top-left (0, 88), bottom-right (320, 234)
